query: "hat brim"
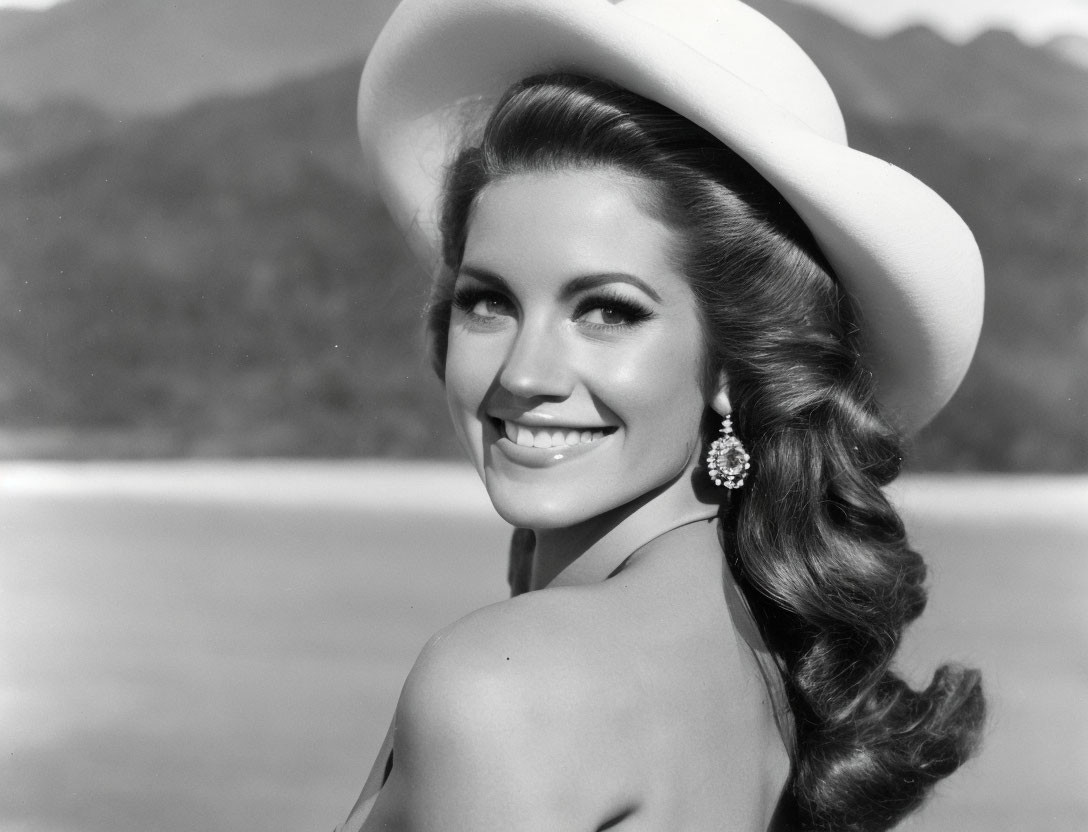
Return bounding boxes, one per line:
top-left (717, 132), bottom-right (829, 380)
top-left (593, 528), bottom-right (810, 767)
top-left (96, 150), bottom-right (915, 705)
top-left (358, 0), bottom-right (984, 433)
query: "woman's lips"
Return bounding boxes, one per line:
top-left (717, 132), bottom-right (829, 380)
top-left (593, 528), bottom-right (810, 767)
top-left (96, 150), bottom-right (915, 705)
top-left (496, 419), bottom-right (615, 450)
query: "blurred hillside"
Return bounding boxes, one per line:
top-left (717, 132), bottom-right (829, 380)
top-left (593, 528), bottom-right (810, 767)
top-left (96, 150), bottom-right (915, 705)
top-left (0, 63), bottom-right (452, 458)
top-left (0, 0), bottom-right (1084, 469)
top-left (0, 0), bottom-right (397, 114)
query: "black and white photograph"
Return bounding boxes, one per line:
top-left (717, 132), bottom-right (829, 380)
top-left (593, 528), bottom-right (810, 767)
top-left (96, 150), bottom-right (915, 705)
top-left (1, 0), bottom-right (1085, 830)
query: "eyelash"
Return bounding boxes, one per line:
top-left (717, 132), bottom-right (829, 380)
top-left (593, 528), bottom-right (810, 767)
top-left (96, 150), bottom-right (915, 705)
top-left (451, 286), bottom-right (653, 330)
top-left (451, 287), bottom-right (512, 324)
top-left (573, 290), bottom-right (653, 330)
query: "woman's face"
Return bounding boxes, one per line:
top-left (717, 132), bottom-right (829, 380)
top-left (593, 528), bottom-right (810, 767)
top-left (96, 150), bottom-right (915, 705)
top-left (445, 168), bottom-right (712, 529)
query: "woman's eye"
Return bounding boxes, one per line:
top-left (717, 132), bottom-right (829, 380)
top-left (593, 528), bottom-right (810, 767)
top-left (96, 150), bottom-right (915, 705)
top-left (581, 305), bottom-right (634, 326)
top-left (575, 296), bottom-right (652, 328)
top-left (470, 296), bottom-right (506, 317)
top-left (453, 289), bottom-right (514, 320)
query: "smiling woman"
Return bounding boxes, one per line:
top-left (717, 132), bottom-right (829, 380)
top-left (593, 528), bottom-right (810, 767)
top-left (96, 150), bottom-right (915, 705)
top-left (339, 2), bottom-right (987, 831)
top-left (446, 170), bottom-right (712, 535)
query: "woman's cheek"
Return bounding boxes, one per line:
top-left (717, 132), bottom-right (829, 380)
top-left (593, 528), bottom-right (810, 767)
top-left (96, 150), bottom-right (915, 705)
top-left (444, 334), bottom-right (494, 460)
top-left (603, 334), bottom-right (706, 435)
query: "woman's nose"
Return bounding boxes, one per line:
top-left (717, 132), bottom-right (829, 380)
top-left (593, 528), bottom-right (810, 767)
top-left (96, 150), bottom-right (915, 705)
top-left (497, 321), bottom-right (574, 400)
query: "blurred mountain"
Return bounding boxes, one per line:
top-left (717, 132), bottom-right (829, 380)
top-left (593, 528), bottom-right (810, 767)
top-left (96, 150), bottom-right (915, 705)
top-left (1047, 33), bottom-right (1088, 70)
top-left (0, 98), bottom-right (120, 173)
top-left (0, 1), bottom-right (1084, 468)
top-left (0, 0), bottom-right (397, 114)
top-left (749, 0), bottom-right (1088, 149)
top-left (0, 61), bottom-right (457, 458)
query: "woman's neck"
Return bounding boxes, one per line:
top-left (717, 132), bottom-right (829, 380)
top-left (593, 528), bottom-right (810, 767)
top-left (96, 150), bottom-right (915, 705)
top-left (529, 465), bottom-right (720, 590)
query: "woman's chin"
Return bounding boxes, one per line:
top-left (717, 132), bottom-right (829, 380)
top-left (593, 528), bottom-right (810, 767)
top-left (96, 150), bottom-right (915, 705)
top-left (484, 487), bottom-right (601, 531)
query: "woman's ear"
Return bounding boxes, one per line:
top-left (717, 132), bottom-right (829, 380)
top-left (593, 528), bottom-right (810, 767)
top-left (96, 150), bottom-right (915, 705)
top-left (711, 373), bottom-right (731, 417)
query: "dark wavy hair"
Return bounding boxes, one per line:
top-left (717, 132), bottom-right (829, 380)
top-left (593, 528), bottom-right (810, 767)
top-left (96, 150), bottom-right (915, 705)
top-left (429, 74), bottom-right (984, 832)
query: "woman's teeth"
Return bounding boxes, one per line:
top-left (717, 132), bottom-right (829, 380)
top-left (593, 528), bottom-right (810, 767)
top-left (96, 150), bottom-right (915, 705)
top-left (503, 421), bottom-right (606, 449)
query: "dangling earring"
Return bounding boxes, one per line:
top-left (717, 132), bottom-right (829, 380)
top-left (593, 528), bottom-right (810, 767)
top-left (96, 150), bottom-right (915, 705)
top-left (707, 414), bottom-right (750, 489)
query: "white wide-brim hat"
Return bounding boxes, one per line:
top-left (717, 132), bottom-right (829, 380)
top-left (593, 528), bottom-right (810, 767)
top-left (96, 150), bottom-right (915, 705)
top-left (358, 0), bottom-right (984, 433)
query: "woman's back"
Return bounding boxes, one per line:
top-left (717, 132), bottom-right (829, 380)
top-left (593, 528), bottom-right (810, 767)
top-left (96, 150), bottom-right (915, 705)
top-left (354, 520), bottom-right (789, 831)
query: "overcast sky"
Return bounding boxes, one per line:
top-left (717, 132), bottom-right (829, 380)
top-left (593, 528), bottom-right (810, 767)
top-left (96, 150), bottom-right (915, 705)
top-left (2, 0), bottom-right (1088, 43)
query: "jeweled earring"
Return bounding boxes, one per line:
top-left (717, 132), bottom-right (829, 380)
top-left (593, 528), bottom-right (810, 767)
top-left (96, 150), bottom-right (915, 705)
top-left (707, 414), bottom-right (750, 489)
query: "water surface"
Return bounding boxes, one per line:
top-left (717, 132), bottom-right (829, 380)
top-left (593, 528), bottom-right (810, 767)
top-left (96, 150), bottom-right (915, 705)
top-left (1, 463), bottom-right (1084, 831)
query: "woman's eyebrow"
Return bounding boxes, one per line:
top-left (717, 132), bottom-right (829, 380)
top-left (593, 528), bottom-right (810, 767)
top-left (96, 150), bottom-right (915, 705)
top-left (456, 265), bottom-right (510, 290)
top-left (564, 273), bottom-right (662, 302)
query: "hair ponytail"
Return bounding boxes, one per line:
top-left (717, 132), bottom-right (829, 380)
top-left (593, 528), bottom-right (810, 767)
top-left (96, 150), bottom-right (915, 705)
top-left (723, 339), bottom-right (984, 830)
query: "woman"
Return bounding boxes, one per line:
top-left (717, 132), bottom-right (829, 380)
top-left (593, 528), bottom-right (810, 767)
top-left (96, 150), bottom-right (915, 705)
top-left (341, 1), bottom-right (985, 829)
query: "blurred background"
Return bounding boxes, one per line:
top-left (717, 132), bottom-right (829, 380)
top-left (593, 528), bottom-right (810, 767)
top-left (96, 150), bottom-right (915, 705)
top-left (0, 0), bottom-right (1085, 830)
top-left (0, 0), bottom-right (1084, 467)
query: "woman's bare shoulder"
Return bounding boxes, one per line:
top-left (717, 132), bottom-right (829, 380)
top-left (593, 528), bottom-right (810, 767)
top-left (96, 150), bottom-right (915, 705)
top-left (379, 591), bottom-right (639, 827)
top-left (400, 587), bottom-right (636, 733)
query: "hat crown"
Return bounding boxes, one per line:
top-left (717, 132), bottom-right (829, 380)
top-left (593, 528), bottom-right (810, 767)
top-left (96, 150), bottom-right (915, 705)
top-left (609, 0), bottom-right (846, 142)
top-left (359, 0), bottom-right (985, 432)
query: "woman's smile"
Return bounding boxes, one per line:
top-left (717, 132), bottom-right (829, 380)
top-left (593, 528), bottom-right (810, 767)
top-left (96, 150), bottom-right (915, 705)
top-left (498, 420), bottom-right (613, 449)
top-left (443, 168), bottom-right (712, 529)
top-left (484, 414), bottom-right (619, 470)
